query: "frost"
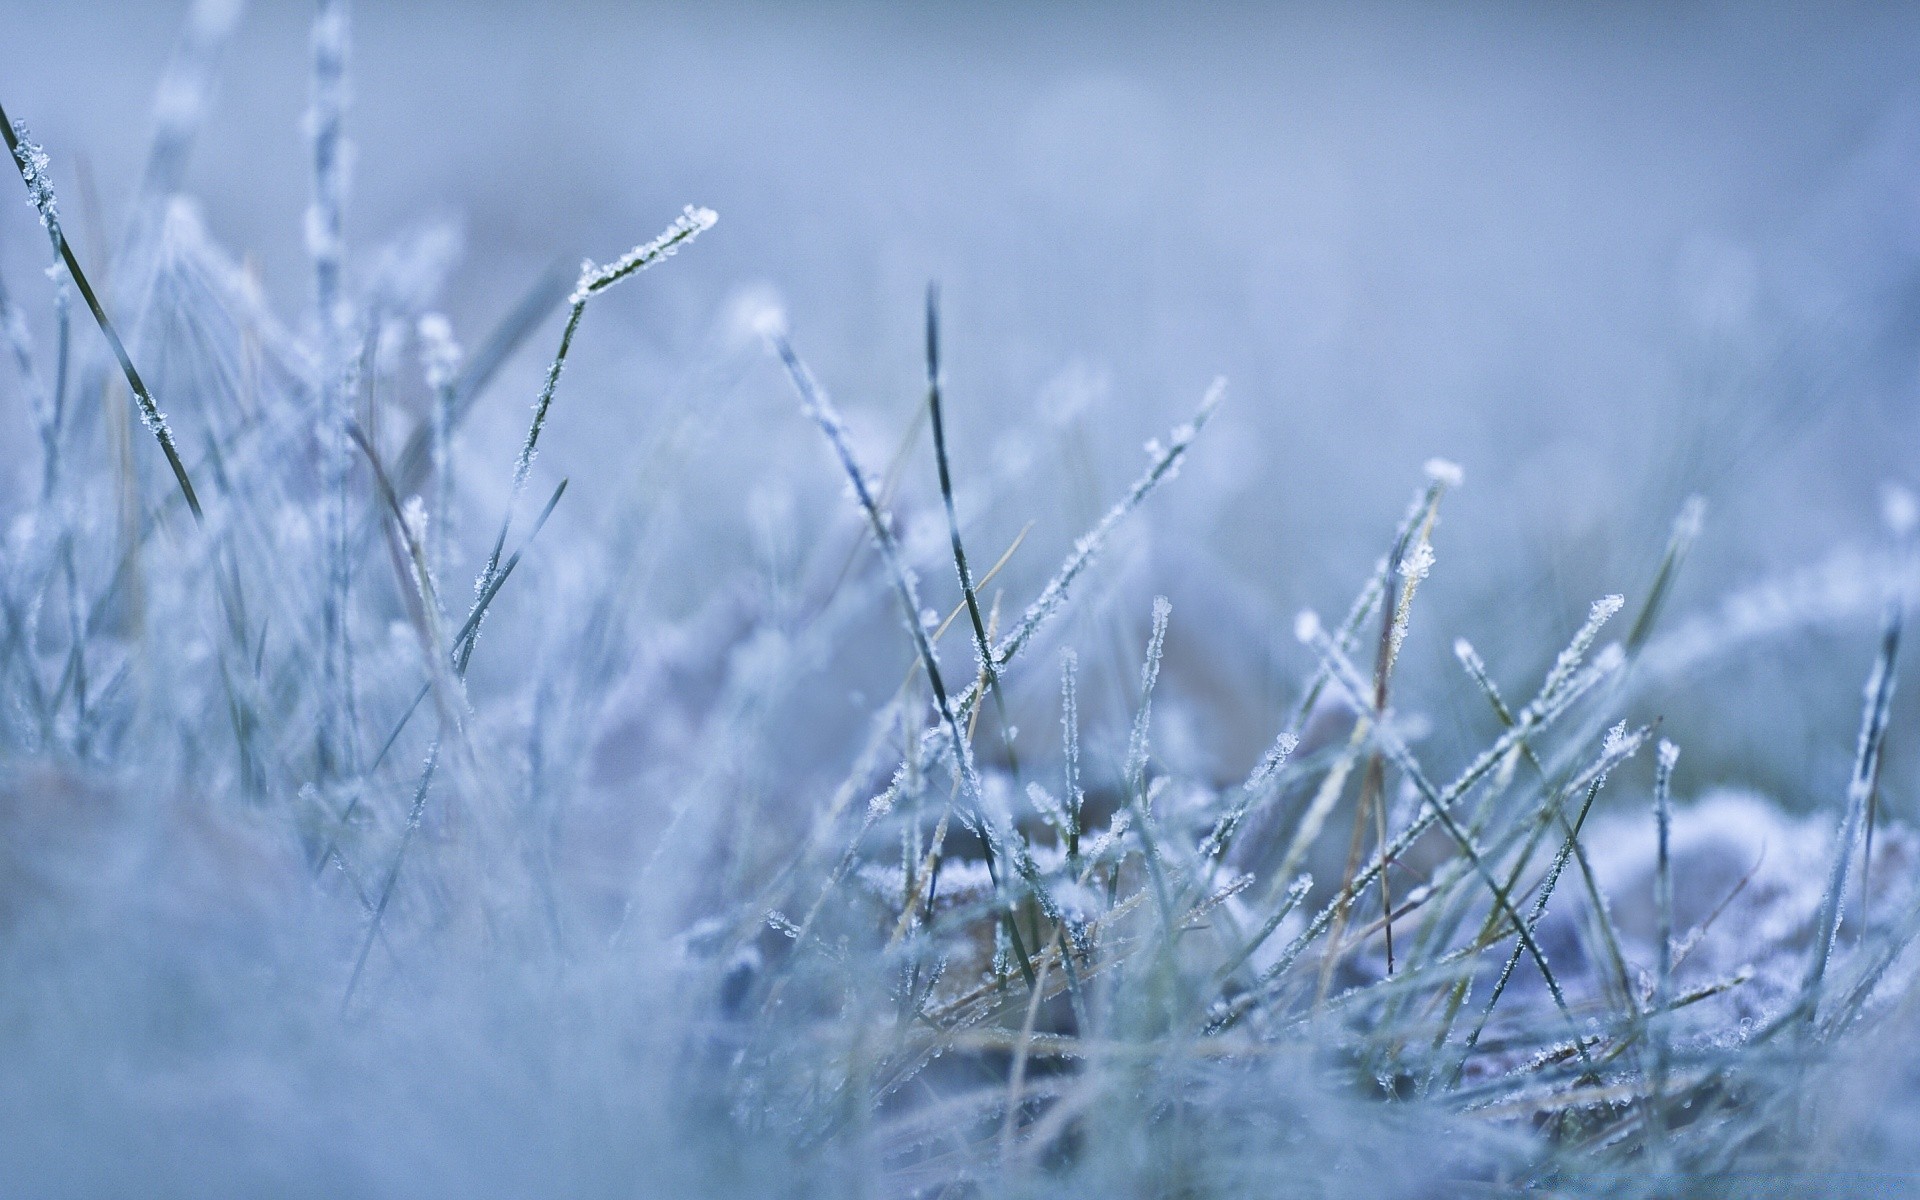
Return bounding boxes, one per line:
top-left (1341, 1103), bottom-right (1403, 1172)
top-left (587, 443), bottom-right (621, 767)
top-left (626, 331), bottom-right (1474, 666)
top-left (1247, 731), bottom-right (1299, 789)
top-left (1658, 738), bottom-right (1681, 772)
top-left (1453, 637), bottom-right (1484, 674)
top-left (1423, 457), bottom-right (1464, 487)
top-left (10, 122), bottom-right (59, 235)
top-left (1397, 539), bottom-right (1434, 583)
top-left (1124, 596), bottom-right (1173, 789)
top-left (1541, 593), bottom-right (1626, 701)
top-left (570, 205), bottom-right (718, 304)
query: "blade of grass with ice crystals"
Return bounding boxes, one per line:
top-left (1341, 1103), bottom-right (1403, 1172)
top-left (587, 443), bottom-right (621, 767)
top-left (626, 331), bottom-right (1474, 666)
top-left (1285, 461), bottom-right (1460, 737)
top-left (321, 472), bottom-right (565, 883)
top-left (1062, 649), bottom-right (1083, 864)
top-left (1432, 497), bottom-right (1702, 982)
top-left (1647, 738), bottom-right (1679, 1150)
top-left (1200, 465), bottom-right (1457, 931)
top-left (1196, 729), bottom-right (1299, 868)
top-left (343, 740), bottom-right (439, 1008)
top-left (1127, 598), bottom-right (1180, 948)
top-left (475, 206), bottom-right (715, 597)
top-left (1801, 600), bottom-right (1902, 1027)
top-left (1341, 488), bottom-right (1443, 979)
top-left (350, 423), bottom-right (464, 727)
top-left (1, 104), bottom-right (202, 519)
top-left (342, 420), bottom-right (506, 1006)
top-left (1625, 497), bottom-right (1706, 656)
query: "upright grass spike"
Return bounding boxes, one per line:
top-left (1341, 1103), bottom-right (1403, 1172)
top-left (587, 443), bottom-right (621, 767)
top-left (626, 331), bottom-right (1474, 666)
top-left (134, 0), bottom-right (245, 211)
top-left (1282, 461), bottom-right (1458, 744)
top-left (307, 0), bottom-right (349, 343)
top-left (1625, 496), bottom-right (1706, 655)
top-left (925, 284), bottom-right (1019, 779)
top-left (1127, 598), bottom-right (1180, 946)
top-left (417, 312), bottom-right (461, 577)
top-left (1061, 649), bottom-right (1083, 864)
top-left (1, 103), bottom-right (202, 520)
top-left (1802, 600), bottom-right (1902, 1027)
top-left (1125, 596), bottom-right (1173, 800)
top-left (1348, 480), bottom-right (1446, 978)
top-left (1649, 738), bottom-right (1680, 1146)
top-left (307, 0), bottom-right (354, 780)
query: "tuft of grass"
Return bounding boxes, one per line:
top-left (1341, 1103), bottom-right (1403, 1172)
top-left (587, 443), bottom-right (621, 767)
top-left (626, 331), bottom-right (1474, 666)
top-left (6, 10), bottom-right (1920, 1199)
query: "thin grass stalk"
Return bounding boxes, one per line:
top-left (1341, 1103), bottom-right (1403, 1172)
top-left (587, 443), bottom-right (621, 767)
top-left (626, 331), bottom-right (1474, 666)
top-left (1802, 601), bottom-right (1903, 1026)
top-left (1061, 649), bottom-right (1083, 865)
top-left (308, 0), bottom-right (353, 781)
top-left (474, 207), bottom-right (714, 600)
top-left (925, 284), bottom-right (1019, 780)
top-left (418, 313), bottom-right (461, 579)
top-left (1648, 738), bottom-right (1679, 1149)
top-left (2, 103), bottom-right (202, 518)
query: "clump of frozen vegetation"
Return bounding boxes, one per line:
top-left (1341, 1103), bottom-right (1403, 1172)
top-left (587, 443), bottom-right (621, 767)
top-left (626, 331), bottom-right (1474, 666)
top-left (6, 6), bottom-right (1920, 1198)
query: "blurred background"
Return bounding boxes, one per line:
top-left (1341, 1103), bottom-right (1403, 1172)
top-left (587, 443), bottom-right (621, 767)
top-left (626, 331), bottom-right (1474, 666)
top-left (4, 0), bottom-right (1920, 811)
